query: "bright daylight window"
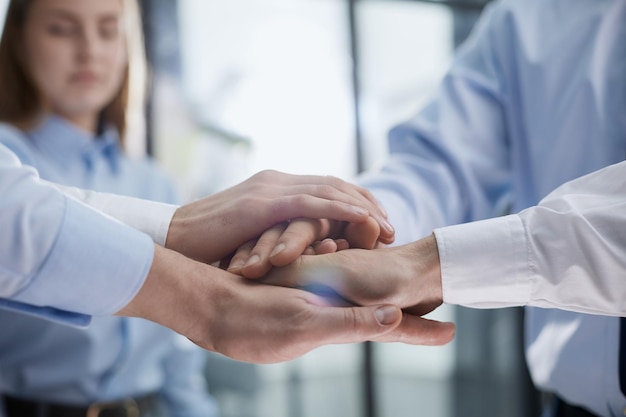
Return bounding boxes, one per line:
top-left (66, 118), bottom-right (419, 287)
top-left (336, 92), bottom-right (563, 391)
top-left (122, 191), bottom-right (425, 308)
top-left (150, 1), bottom-right (456, 417)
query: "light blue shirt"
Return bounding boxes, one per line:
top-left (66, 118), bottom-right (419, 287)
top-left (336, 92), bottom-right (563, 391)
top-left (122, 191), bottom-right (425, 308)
top-left (0, 116), bottom-right (218, 416)
top-left (0, 142), bottom-right (154, 325)
top-left (359, 0), bottom-right (626, 415)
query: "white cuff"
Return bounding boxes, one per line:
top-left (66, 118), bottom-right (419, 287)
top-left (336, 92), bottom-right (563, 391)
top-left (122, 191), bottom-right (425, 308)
top-left (434, 214), bottom-right (532, 309)
top-left (81, 193), bottom-right (178, 246)
top-left (52, 182), bottom-right (178, 246)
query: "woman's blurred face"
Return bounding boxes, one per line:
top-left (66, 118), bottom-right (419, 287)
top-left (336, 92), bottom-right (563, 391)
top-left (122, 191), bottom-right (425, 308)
top-left (22, 0), bottom-right (127, 131)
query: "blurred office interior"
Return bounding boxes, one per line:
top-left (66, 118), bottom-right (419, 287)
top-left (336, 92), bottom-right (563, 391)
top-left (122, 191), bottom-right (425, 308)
top-left (0, 0), bottom-right (542, 416)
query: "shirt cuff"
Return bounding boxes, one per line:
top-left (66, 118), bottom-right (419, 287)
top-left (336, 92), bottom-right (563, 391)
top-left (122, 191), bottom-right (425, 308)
top-left (12, 196), bottom-right (155, 316)
top-left (85, 193), bottom-right (177, 246)
top-left (51, 182), bottom-right (178, 246)
top-left (434, 214), bottom-right (532, 309)
top-left (0, 299), bottom-right (91, 327)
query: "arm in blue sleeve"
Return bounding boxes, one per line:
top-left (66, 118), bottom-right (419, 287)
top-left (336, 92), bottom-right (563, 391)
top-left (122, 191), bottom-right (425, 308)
top-left (0, 143), bottom-right (155, 325)
top-left (358, 1), bottom-right (515, 244)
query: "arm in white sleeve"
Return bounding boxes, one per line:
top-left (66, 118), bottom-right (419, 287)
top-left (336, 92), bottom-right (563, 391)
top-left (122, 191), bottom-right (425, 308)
top-left (435, 160), bottom-right (626, 316)
top-left (0, 122), bottom-right (178, 246)
top-left (49, 183), bottom-right (178, 247)
top-left (0, 144), bottom-right (155, 324)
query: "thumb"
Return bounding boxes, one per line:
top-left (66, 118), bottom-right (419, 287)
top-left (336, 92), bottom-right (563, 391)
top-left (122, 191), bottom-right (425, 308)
top-left (310, 304), bottom-right (402, 345)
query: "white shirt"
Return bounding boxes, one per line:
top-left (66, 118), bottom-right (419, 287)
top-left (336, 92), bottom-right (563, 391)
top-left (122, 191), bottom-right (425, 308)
top-left (436, 160), bottom-right (626, 317)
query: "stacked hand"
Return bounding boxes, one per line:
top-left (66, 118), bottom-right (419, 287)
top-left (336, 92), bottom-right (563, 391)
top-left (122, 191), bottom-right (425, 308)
top-left (235, 232), bottom-right (455, 346)
top-left (119, 244), bottom-right (406, 364)
top-left (119, 170), bottom-right (453, 364)
top-left (165, 170), bottom-right (394, 265)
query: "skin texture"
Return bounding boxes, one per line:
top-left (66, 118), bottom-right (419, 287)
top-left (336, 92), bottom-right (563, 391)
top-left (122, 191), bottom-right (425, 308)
top-left (118, 245), bottom-right (413, 364)
top-left (228, 214), bottom-right (385, 278)
top-left (166, 170), bottom-right (393, 266)
top-left (257, 234), bottom-right (455, 345)
top-left (117, 170), bottom-right (434, 361)
top-left (22, 0), bottom-right (127, 132)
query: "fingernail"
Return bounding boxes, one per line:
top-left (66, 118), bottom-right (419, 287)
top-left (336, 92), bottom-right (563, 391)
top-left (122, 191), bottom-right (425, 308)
top-left (228, 259), bottom-right (244, 272)
top-left (377, 201), bottom-right (388, 217)
top-left (270, 243), bottom-right (286, 258)
top-left (352, 205), bottom-right (369, 216)
top-left (382, 218), bottom-right (395, 233)
top-left (244, 255), bottom-right (260, 269)
top-left (375, 306), bottom-right (399, 325)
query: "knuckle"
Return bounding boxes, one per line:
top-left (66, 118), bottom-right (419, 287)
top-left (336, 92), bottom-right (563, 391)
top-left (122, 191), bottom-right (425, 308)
top-left (316, 183), bottom-right (336, 197)
top-left (343, 308), bottom-right (360, 335)
top-left (324, 174), bottom-right (342, 187)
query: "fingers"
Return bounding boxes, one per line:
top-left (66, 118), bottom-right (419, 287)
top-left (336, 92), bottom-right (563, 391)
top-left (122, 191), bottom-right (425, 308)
top-left (257, 170), bottom-right (386, 217)
top-left (306, 302), bottom-right (404, 346)
top-left (228, 220), bottom-right (325, 278)
top-left (313, 238), bottom-right (343, 254)
top-left (269, 218), bottom-right (329, 266)
top-left (306, 301), bottom-right (453, 347)
top-left (257, 175), bottom-right (395, 241)
top-left (310, 303), bottom-right (455, 347)
top-left (167, 169), bottom-right (394, 265)
top-left (266, 194), bottom-right (371, 224)
top-left (228, 221), bottom-right (345, 278)
top-left (267, 216), bottom-right (386, 266)
top-left (228, 224), bottom-right (287, 277)
top-left (343, 216), bottom-right (382, 249)
top-left (371, 313), bottom-right (456, 346)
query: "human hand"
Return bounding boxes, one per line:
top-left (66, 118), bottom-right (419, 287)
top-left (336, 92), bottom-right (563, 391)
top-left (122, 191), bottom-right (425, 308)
top-left (256, 234), bottom-right (454, 344)
top-left (227, 215), bottom-right (384, 278)
top-left (117, 245), bottom-right (447, 364)
top-left (165, 170), bottom-right (393, 264)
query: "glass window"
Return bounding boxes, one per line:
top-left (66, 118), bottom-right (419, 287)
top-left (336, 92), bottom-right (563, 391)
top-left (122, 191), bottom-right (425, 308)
top-left (153, 0), bottom-right (358, 201)
top-left (146, 1), bottom-right (538, 417)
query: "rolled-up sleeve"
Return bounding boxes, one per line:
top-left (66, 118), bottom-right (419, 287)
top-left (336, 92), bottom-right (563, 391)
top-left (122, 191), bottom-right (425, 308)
top-left (0, 144), bottom-right (154, 324)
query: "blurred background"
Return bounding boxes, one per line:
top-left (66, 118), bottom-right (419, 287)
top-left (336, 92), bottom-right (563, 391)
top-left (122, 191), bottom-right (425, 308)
top-left (0, 0), bottom-right (541, 416)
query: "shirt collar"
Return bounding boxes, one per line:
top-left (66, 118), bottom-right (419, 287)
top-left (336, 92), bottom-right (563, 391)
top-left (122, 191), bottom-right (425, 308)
top-left (26, 114), bottom-right (121, 173)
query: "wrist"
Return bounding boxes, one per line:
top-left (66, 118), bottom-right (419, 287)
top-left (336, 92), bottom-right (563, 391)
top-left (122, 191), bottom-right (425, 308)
top-left (164, 208), bottom-right (187, 256)
top-left (116, 244), bottom-right (220, 347)
top-left (406, 234), bottom-right (443, 306)
top-left (165, 204), bottom-right (219, 264)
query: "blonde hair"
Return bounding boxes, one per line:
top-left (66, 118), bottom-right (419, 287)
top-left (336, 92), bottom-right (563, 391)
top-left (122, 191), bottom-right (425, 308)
top-left (0, 0), bottom-right (148, 151)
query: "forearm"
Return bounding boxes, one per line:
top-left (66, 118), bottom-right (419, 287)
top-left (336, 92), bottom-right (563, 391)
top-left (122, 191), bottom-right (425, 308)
top-left (401, 235), bottom-right (444, 314)
top-left (436, 160), bottom-right (626, 316)
top-left (116, 245), bottom-right (218, 343)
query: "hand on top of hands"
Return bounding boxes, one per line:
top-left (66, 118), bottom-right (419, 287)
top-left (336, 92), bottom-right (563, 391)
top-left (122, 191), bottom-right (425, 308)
top-left (166, 170), bottom-right (394, 265)
top-left (226, 215), bottom-right (387, 278)
top-left (232, 234), bottom-right (456, 346)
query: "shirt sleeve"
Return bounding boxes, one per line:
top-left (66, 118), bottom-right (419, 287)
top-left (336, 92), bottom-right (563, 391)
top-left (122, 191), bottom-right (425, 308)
top-left (435, 160), bottom-right (626, 317)
top-left (357, 1), bottom-right (514, 245)
top-left (47, 183), bottom-right (178, 247)
top-left (0, 143), bottom-right (155, 324)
